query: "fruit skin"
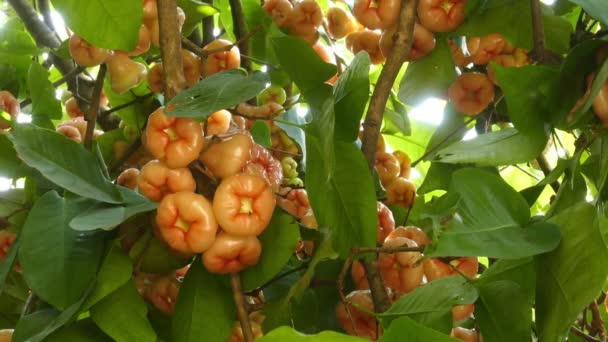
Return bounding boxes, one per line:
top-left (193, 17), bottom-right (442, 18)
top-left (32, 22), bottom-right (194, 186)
top-left (258, 85), bottom-right (287, 106)
top-left (376, 201), bottom-right (395, 244)
top-left (346, 30), bottom-right (385, 65)
top-left (65, 96), bottom-right (84, 118)
top-left (156, 192), bottom-right (218, 255)
top-left (201, 39), bottom-right (241, 76)
top-left (385, 177), bottom-right (416, 208)
top-left (0, 91), bottom-right (19, 129)
top-left (335, 290), bottom-right (379, 340)
top-left (116, 167), bottom-right (140, 190)
top-left (145, 106), bottom-right (204, 169)
top-left (127, 25), bottom-right (152, 56)
top-left (287, 0), bottom-right (323, 44)
top-left (418, 0), bottom-right (466, 33)
top-left (353, 0), bottom-right (400, 30)
top-left (587, 73), bottom-right (608, 127)
top-left (137, 160), bottom-right (196, 201)
top-left (0, 329), bottom-right (13, 342)
top-left (375, 151), bottom-right (400, 187)
top-left (466, 33), bottom-right (506, 65)
top-left (263, 0), bottom-right (293, 27)
top-left (447, 72), bottom-right (495, 116)
top-left (380, 23), bottom-right (436, 62)
top-left (326, 6), bottom-right (358, 40)
top-left (206, 110), bottom-right (232, 136)
top-left (69, 34), bottom-right (112, 67)
top-left (107, 52), bottom-right (147, 95)
top-left (451, 327), bottom-right (480, 342)
top-left (212, 173), bottom-right (276, 236)
top-left (202, 232), bottom-right (262, 274)
top-left (56, 125), bottom-right (83, 143)
top-left (199, 132), bottom-right (254, 179)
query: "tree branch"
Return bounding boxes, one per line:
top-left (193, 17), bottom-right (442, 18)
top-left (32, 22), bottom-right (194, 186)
top-left (359, 0), bottom-right (418, 314)
top-left (361, 0), bottom-right (418, 170)
top-left (182, 25), bottom-right (263, 59)
top-left (571, 327), bottom-right (601, 342)
top-left (230, 273), bottom-right (255, 342)
top-left (84, 65), bottom-right (107, 150)
top-left (589, 301), bottom-right (607, 341)
top-left (8, 0), bottom-right (60, 48)
top-left (228, 0), bottom-right (251, 71)
top-left (157, 0), bottom-right (187, 101)
top-left (535, 154), bottom-right (560, 193)
top-left (529, 0), bottom-right (561, 64)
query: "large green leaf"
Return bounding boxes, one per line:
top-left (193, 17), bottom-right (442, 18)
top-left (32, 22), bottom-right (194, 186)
top-left (378, 275), bottom-right (478, 332)
top-left (436, 127), bottom-right (549, 166)
top-left (83, 245), bottom-right (133, 310)
top-left (51, 0), bottom-right (142, 50)
top-left (167, 70), bottom-right (269, 119)
top-left (8, 125), bottom-right (122, 204)
top-left (398, 37), bottom-right (456, 106)
top-left (569, 0), bottom-right (608, 26)
top-left (380, 316), bottom-right (459, 342)
top-left (129, 230), bottom-right (192, 274)
top-left (421, 104), bottom-right (467, 162)
top-left (172, 259), bottom-right (234, 342)
top-left (241, 210), bottom-right (301, 291)
top-left (535, 203), bottom-right (608, 341)
top-left (0, 134), bottom-right (23, 180)
top-left (333, 52), bottom-right (371, 142)
top-left (70, 187), bottom-right (157, 231)
top-left (418, 162), bottom-right (462, 194)
top-left (259, 326), bottom-right (366, 341)
top-left (46, 319), bottom-right (112, 342)
top-left (305, 140), bottom-right (377, 258)
top-left (19, 191), bottom-right (106, 309)
top-left (493, 64), bottom-right (558, 135)
top-left (27, 63), bottom-right (62, 120)
top-left (473, 280), bottom-right (531, 341)
top-left (90, 281), bottom-right (157, 342)
top-left (0, 235), bottom-right (19, 298)
top-left (426, 168), bottom-right (561, 258)
top-left (0, 28), bottom-right (38, 55)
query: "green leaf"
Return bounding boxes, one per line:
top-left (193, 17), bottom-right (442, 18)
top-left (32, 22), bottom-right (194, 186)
top-left (215, 0), bottom-right (236, 41)
top-left (418, 163), bottom-right (462, 194)
top-left (380, 316), bottom-right (459, 342)
top-left (172, 259), bottom-right (235, 342)
top-left (91, 281), bottom-right (157, 342)
top-left (103, 82), bottom-right (152, 130)
top-left (333, 52), bottom-right (370, 142)
top-left (383, 93), bottom-right (411, 136)
top-left (19, 191), bottom-right (106, 309)
top-left (83, 245), bottom-right (133, 310)
top-left (0, 28), bottom-right (38, 55)
top-left (378, 275), bottom-right (478, 330)
top-left (474, 280), bottom-right (531, 341)
top-left (493, 64), bottom-right (558, 135)
top-left (241, 210), bottom-right (301, 291)
top-left (8, 125), bottom-right (122, 204)
top-left (477, 258), bottom-right (535, 303)
top-left (0, 64), bottom-right (20, 96)
top-left (436, 127), bottom-right (549, 166)
top-left (259, 326), bottom-right (367, 341)
top-left (52, 0), bottom-right (142, 50)
top-left (0, 235), bottom-right (19, 297)
top-left (427, 168), bottom-right (561, 258)
top-left (27, 63), bottom-right (62, 120)
top-left (455, 0), bottom-right (532, 49)
top-left (129, 231), bottom-right (192, 274)
top-left (70, 187), bottom-right (157, 231)
top-left (398, 37), bottom-right (456, 106)
top-left (535, 203), bottom-right (608, 341)
top-left (177, 0), bottom-right (218, 35)
top-left (271, 36), bottom-right (336, 94)
top-left (569, 0), bottom-right (608, 27)
top-left (46, 319), bottom-right (112, 342)
top-left (305, 140), bottom-right (377, 257)
top-left (14, 283), bottom-right (95, 342)
top-left (543, 14), bottom-right (573, 54)
top-left (0, 132), bottom-right (24, 179)
top-left (249, 121), bottom-right (272, 148)
top-left (167, 70), bottom-right (269, 119)
top-left (421, 104), bottom-right (467, 162)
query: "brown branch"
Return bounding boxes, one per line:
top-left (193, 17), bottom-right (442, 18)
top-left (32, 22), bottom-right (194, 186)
top-left (359, 0), bottom-right (418, 314)
top-left (101, 93), bottom-right (154, 116)
top-left (37, 0), bottom-right (58, 40)
top-left (571, 327), bottom-right (601, 342)
top-left (535, 154), bottom-right (560, 193)
top-left (182, 25), bottom-right (264, 59)
top-left (157, 0), bottom-right (187, 101)
top-left (529, 0), bottom-right (561, 64)
top-left (228, 0), bottom-right (251, 71)
top-left (8, 0), bottom-right (60, 48)
top-left (361, 0), bottom-right (418, 170)
top-left (84, 64), bottom-right (107, 150)
top-left (230, 273), bottom-right (254, 342)
top-left (589, 301), bottom-right (607, 341)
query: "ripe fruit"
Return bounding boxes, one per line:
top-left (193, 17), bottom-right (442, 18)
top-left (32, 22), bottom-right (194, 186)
top-left (145, 107), bottom-right (204, 168)
top-left (353, 0), bottom-right (400, 30)
top-left (392, 150), bottom-right (411, 178)
top-left (107, 52), bottom-right (147, 94)
top-left (346, 30), bottom-right (385, 65)
top-left (277, 189), bottom-right (310, 219)
top-left (386, 226), bottom-right (431, 246)
top-left (385, 177), bottom-right (416, 208)
top-left (418, 0), bottom-right (466, 32)
top-left (375, 151), bottom-right (400, 187)
top-left (335, 290), bottom-right (379, 340)
top-left (137, 160), bottom-right (196, 201)
top-left (202, 232), bottom-right (262, 273)
top-left (199, 132), bottom-right (254, 179)
top-left (156, 192), bottom-right (218, 254)
top-left (467, 33), bottom-right (506, 65)
top-left (263, 0), bottom-right (293, 27)
top-left (0, 90), bottom-right (19, 129)
top-left (288, 0), bottom-right (323, 44)
top-left (243, 143), bottom-right (283, 192)
top-left (65, 96), bottom-right (84, 118)
top-left (0, 329), bottom-right (13, 342)
top-left (451, 327), bottom-right (480, 342)
top-left (69, 34), bottom-right (112, 67)
top-left (116, 168), bottom-right (140, 190)
top-left (182, 49), bottom-right (202, 87)
top-left (145, 274), bottom-right (180, 315)
top-left (587, 73), bottom-right (608, 127)
top-left (56, 125), bottom-right (82, 143)
top-left (378, 236), bottom-right (424, 295)
top-left (326, 6), bottom-right (358, 40)
top-left (448, 40), bottom-right (471, 68)
top-left (447, 72), bottom-right (495, 116)
top-left (147, 63), bottom-right (164, 94)
top-left (212, 173), bottom-right (276, 236)
top-left (127, 25), bottom-right (152, 56)
top-left (376, 201), bottom-right (395, 244)
top-left (380, 23), bottom-right (436, 62)
top-left (206, 110), bottom-right (232, 136)
top-left (202, 39), bottom-right (241, 76)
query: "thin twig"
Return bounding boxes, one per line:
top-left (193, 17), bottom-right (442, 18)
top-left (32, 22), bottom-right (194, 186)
top-left (529, 0), bottom-right (561, 64)
top-left (84, 64), bottom-right (107, 150)
top-left (157, 0), bottom-right (187, 101)
top-left (110, 139), bottom-right (142, 173)
top-left (535, 154), bottom-right (560, 193)
top-left (589, 301), bottom-right (607, 341)
top-left (19, 66), bottom-right (86, 108)
top-left (182, 25), bottom-right (264, 59)
top-left (230, 273), bottom-right (255, 342)
top-left (101, 93), bottom-right (154, 116)
top-left (228, 0), bottom-right (251, 71)
top-left (571, 327), bottom-right (601, 342)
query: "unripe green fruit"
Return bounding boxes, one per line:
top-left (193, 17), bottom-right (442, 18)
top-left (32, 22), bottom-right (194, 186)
top-left (258, 85), bottom-right (287, 105)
